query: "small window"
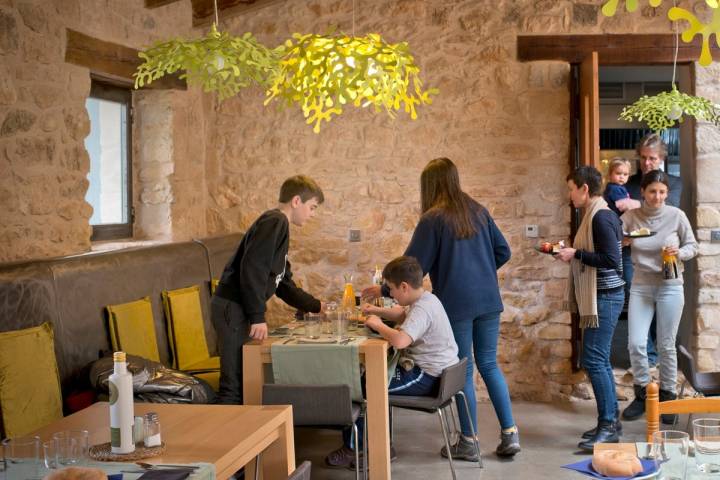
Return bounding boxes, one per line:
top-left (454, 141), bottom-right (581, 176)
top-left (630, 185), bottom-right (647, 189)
top-left (84, 80), bottom-right (133, 240)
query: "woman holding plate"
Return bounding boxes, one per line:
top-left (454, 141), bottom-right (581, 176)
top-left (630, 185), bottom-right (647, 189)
top-left (621, 170), bottom-right (698, 423)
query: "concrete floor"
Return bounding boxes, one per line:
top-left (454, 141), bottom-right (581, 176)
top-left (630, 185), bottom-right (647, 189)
top-left (292, 399), bottom-right (652, 479)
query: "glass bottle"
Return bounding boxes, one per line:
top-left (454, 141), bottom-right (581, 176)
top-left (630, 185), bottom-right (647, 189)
top-left (341, 273), bottom-right (355, 312)
top-left (372, 265), bottom-right (384, 307)
top-left (109, 352), bottom-right (135, 454)
top-left (662, 246), bottom-right (679, 280)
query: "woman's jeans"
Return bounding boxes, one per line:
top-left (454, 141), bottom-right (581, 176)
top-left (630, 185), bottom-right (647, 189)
top-left (451, 311), bottom-right (515, 436)
top-left (582, 288), bottom-right (624, 423)
top-left (628, 284), bottom-right (685, 393)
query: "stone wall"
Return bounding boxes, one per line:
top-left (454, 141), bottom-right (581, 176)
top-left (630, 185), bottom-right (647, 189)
top-left (0, 0), bottom-right (193, 261)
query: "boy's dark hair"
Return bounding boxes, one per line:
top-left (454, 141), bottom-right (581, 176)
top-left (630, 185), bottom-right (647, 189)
top-left (566, 165), bottom-right (603, 196)
top-left (278, 175), bottom-right (325, 204)
top-left (382, 256), bottom-right (423, 289)
top-left (640, 169), bottom-right (670, 191)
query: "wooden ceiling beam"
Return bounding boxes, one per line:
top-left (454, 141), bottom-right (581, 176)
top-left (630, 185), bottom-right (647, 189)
top-left (191, 0), bottom-right (285, 27)
top-left (517, 34), bottom-right (720, 64)
top-left (144, 0), bottom-right (184, 8)
top-left (65, 29), bottom-right (186, 90)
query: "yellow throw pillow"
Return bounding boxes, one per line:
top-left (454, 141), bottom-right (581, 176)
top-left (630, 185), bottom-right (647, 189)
top-left (106, 297), bottom-right (160, 362)
top-left (0, 322), bottom-right (62, 437)
top-left (162, 286), bottom-right (214, 371)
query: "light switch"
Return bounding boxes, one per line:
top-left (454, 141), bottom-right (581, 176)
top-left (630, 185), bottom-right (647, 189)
top-left (525, 225), bottom-right (539, 238)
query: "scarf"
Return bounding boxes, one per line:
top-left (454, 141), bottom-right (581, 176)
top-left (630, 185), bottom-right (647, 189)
top-left (563, 196), bottom-right (609, 329)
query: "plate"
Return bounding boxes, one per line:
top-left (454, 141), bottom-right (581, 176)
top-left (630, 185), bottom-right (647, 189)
top-left (534, 246), bottom-right (558, 255)
top-left (296, 337), bottom-right (338, 344)
top-left (624, 231), bottom-right (657, 238)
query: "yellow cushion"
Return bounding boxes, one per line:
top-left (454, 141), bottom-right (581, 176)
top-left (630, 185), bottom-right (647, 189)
top-left (194, 371), bottom-right (219, 392)
top-left (0, 322), bottom-right (62, 437)
top-left (162, 286), bottom-right (217, 371)
top-left (184, 357), bottom-right (220, 373)
top-left (106, 297), bottom-right (160, 362)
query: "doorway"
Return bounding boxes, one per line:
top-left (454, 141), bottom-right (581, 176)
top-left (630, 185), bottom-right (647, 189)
top-left (598, 65), bottom-right (697, 369)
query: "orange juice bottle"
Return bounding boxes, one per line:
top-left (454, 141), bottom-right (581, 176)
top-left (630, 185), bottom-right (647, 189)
top-left (341, 273), bottom-right (355, 311)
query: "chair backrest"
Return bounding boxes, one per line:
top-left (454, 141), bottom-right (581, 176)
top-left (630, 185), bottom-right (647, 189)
top-left (263, 384), bottom-right (355, 426)
top-left (677, 345), bottom-right (698, 391)
top-left (161, 285), bottom-right (210, 370)
top-left (646, 382), bottom-right (720, 441)
top-left (287, 460), bottom-right (312, 480)
top-left (105, 297), bottom-right (160, 362)
top-left (436, 357), bottom-right (468, 404)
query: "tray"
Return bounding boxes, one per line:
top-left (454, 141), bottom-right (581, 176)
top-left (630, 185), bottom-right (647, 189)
top-left (88, 442), bottom-right (165, 462)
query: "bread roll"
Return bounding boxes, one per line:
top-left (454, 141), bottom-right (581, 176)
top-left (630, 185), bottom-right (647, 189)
top-left (44, 466), bottom-right (107, 480)
top-left (592, 450), bottom-right (643, 477)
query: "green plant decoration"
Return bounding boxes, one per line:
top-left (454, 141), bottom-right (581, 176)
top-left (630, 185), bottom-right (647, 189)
top-left (264, 32), bottom-right (438, 133)
top-left (134, 24), bottom-right (280, 100)
top-left (601, 0), bottom-right (662, 17)
top-left (619, 85), bottom-right (720, 132)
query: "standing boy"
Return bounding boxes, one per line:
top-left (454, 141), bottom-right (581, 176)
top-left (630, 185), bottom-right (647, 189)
top-left (212, 175), bottom-right (325, 404)
top-left (325, 256), bottom-right (460, 467)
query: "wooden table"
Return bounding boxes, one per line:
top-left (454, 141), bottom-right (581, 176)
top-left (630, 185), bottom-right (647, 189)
top-left (244, 337), bottom-right (391, 480)
top-left (31, 402), bottom-right (295, 480)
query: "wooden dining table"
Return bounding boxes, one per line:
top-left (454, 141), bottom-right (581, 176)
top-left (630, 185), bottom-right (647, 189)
top-left (30, 402), bottom-right (295, 480)
top-left (243, 337), bottom-right (392, 479)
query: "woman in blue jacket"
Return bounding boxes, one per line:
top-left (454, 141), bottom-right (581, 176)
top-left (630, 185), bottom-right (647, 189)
top-left (364, 157), bottom-right (520, 460)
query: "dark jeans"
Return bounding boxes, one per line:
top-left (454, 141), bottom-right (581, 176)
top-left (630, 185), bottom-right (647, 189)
top-left (211, 296), bottom-right (250, 404)
top-left (344, 366), bottom-right (439, 448)
top-left (582, 288), bottom-right (624, 423)
top-left (624, 247), bottom-right (657, 365)
top-left (452, 311), bottom-right (515, 436)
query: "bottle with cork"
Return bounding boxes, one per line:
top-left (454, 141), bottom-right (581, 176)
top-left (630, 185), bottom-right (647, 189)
top-left (372, 265), bottom-right (384, 307)
top-left (109, 351), bottom-right (135, 454)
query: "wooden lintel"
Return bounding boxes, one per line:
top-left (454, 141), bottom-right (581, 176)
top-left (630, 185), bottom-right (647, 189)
top-left (191, 0), bottom-right (285, 27)
top-left (517, 34), bottom-right (720, 65)
top-left (144, 0), bottom-right (183, 8)
top-left (65, 29), bottom-right (186, 91)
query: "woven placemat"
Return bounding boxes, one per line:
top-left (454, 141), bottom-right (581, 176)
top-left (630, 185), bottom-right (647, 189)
top-left (89, 442), bottom-right (165, 461)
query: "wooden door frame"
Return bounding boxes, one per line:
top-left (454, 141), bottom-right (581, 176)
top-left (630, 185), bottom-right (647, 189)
top-left (518, 34), bottom-right (707, 370)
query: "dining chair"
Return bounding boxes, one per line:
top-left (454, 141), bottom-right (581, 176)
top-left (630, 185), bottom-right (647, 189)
top-left (387, 357), bottom-right (482, 480)
top-left (645, 382), bottom-right (720, 441)
top-left (677, 345), bottom-right (720, 398)
top-left (263, 384), bottom-right (366, 480)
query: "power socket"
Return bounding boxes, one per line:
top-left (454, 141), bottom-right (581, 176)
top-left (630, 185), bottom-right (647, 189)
top-left (712, 230), bottom-right (720, 243)
top-left (349, 229), bottom-right (361, 242)
top-left (525, 224), bottom-right (539, 238)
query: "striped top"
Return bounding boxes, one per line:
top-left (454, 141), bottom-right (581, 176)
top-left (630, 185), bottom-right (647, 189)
top-left (574, 210), bottom-right (625, 291)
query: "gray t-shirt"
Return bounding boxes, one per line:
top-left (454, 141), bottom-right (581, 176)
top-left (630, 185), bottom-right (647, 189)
top-left (400, 291), bottom-right (459, 377)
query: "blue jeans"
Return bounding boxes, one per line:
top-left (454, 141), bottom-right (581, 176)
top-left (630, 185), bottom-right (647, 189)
top-left (344, 366), bottom-right (439, 448)
top-left (452, 311), bottom-right (515, 436)
top-left (582, 288), bottom-right (624, 423)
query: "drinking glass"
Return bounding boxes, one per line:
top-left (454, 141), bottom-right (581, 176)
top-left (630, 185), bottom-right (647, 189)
top-left (303, 312), bottom-right (321, 339)
top-left (693, 418), bottom-right (720, 474)
top-left (53, 430), bottom-right (89, 466)
top-left (2, 436), bottom-right (40, 480)
top-left (332, 310), bottom-right (348, 340)
top-left (42, 440), bottom-right (57, 471)
top-left (322, 303), bottom-right (336, 335)
top-left (652, 430), bottom-right (689, 480)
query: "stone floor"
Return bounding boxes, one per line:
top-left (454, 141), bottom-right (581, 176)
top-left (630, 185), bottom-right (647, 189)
top-left (292, 399), bottom-right (653, 480)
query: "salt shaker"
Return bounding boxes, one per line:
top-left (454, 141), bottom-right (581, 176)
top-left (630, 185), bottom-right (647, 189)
top-left (143, 412), bottom-right (162, 447)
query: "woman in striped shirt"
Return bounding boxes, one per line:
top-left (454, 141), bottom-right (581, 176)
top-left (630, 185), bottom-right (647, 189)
top-left (557, 166), bottom-right (625, 452)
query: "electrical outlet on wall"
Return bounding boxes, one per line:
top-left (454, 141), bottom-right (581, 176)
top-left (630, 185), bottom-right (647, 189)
top-left (349, 229), bottom-right (361, 242)
top-left (525, 225), bottom-right (539, 238)
top-left (712, 230), bottom-right (720, 244)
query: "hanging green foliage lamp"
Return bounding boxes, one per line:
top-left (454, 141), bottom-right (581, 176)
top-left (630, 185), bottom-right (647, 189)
top-left (134, 0), bottom-right (279, 100)
top-left (601, 0), bottom-right (720, 132)
top-left (264, 28), bottom-right (438, 133)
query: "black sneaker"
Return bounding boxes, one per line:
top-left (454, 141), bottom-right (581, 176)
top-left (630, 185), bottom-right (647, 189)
top-left (325, 446), bottom-right (356, 469)
top-left (348, 446), bottom-right (397, 470)
top-left (496, 430), bottom-right (521, 457)
top-left (440, 437), bottom-right (480, 462)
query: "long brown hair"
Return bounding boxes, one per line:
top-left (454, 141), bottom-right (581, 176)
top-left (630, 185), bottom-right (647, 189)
top-left (420, 157), bottom-right (480, 239)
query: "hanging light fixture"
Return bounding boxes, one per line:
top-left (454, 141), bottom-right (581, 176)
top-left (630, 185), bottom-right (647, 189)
top-left (614, 0), bottom-right (720, 132)
top-left (264, 1), bottom-right (437, 133)
top-left (134, 0), bottom-right (279, 100)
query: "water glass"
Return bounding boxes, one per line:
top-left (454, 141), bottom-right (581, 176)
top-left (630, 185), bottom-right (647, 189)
top-left (652, 430), bottom-right (689, 480)
top-left (693, 418), bottom-right (720, 474)
top-left (53, 430), bottom-right (89, 466)
top-left (332, 310), bottom-right (348, 340)
top-left (322, 303), bottom-right (336, 334)
top-left (42, 440), bottom-right (57, 470)
top-left (2, 436), bottom-right (40, 480)
top-left (303, 312), bottom-right (321, 339)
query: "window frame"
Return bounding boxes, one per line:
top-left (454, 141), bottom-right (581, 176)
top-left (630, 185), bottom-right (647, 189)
top-left (86, 78), bottom-right (134, 241)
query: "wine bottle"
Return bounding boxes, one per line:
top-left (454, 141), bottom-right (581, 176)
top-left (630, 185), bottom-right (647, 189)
top-left (372, 265), bottom-right (384, 307)
top-left (109, 351), bottom-right (135, 454)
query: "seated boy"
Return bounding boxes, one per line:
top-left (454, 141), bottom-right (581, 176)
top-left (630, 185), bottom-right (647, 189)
top-left (325, 255), bottom-right (459, 468)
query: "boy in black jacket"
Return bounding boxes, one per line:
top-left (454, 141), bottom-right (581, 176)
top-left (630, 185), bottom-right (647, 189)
top-left (212, 175), bottom-right (325, 404)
